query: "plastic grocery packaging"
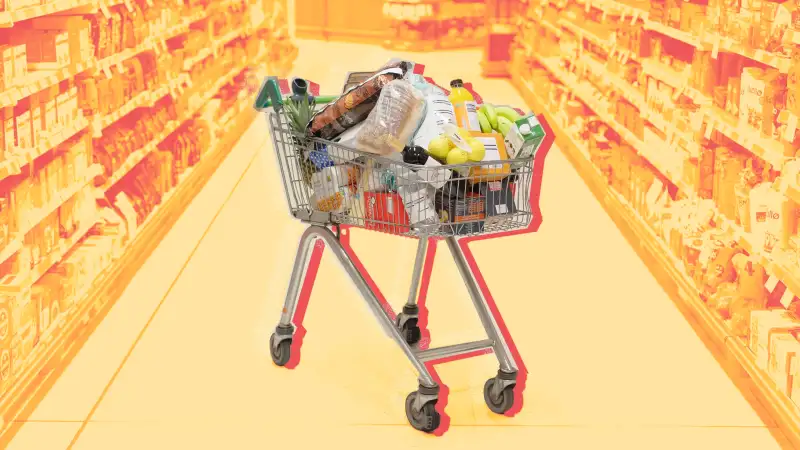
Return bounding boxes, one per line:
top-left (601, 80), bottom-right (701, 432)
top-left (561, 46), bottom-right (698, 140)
top-left (356, 80), bottom-right (425, 155)
top-left (308, 67), bottom-right (404, 141)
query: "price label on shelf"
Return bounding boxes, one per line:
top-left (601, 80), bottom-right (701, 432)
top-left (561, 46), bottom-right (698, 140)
top-left (690, 110), bottom-right (704, 132)
top-left (99, 2), bottom-right (111, 18)
top-left (780, 289), bottom-right (796, 309)
top-left (703, 118), bottom-right (714, 140)
top-left (101, 65), bottom-right (112, 79)
top-left (115, 62), bottom-right (125, 73)
top-left (585, 0), bottom-right (591, 13)
top-left (630, 11), bottom-right (638, 25)
top-left (710, 35), bottom-right (720, 59)
top-left (785, 113), bottom-right (798, 142)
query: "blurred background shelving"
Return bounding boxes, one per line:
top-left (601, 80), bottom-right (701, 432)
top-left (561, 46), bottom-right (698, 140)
top-left (0, 0), bottom-right (296, 442)
top-left (504, 0), bottom-right (800, 446)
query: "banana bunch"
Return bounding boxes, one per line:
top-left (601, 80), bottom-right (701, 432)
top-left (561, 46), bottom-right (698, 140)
top-left (477, 104), bottom-right (522, 137)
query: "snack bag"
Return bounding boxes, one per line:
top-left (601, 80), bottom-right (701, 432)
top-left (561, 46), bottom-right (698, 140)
top-left (310, 165), bottom-right (350, 212)
top-left (308, 67), bottom-right (404, 140)
top-left (356, 80), bottom-right (425, 155)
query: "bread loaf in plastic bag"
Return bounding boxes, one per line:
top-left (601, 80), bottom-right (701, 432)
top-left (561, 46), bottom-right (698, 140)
top-left (356, 80), bottom-right (425, 155)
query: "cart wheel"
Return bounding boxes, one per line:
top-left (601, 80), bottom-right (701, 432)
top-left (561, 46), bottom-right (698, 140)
top-left (405, 391), bottom-right (440, 433)
top-left (400, 318), bottom-right (421, 345)
top-left (484, 377), bottom-right (515, 414)
top-left (269, 333), bottom-right (292, 367)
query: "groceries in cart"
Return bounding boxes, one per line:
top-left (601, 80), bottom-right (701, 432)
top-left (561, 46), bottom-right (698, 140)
top-left (258, 59), bottom-right (547, 236)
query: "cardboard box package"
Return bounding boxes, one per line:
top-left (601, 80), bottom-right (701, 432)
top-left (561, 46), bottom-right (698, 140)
top-left (750, 309), bottom-right (800, 369)
top-left (769, 331), bottom-right (800, 402)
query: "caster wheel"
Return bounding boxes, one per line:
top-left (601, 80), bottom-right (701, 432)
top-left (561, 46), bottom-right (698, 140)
top-left (405, 392), bottom-right (440, 433)
top-left (269, 333), bottom-right (292, 367)
top-left (400, 318), bottom-right (421, 345)
top-left (484, 377), bottom-right (515, 414)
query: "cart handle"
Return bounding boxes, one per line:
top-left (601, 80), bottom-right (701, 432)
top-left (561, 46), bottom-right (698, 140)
top-left (253, 77), bottom-right (338, 111)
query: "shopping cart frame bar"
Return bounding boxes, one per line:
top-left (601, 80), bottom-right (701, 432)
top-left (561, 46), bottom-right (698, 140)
top-left (274, 223), bottom-right (522, 382)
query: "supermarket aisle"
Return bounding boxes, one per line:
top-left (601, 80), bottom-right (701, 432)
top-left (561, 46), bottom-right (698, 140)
top-left (6, 41), bottom-right (789, 449)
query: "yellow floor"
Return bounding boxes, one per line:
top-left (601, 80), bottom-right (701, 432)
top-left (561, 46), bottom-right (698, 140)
top-left (5, 40), bottom-right (788, 449)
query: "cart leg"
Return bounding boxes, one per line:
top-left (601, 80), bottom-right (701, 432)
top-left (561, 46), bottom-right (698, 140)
top-left (269, 227), bottom-right (324, 367)
top-left (396, 237), bottom-right (428, 345)
top-left (271, 227), bottom-right (439, 383)
top-left (447, 237), bottom-right (518, 378)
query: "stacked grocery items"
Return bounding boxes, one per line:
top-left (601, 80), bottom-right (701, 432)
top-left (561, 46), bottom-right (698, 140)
top-left (509, 0), bottom-right (800, 436)
top-left (263, 60), bottom-right (545, 238)
top-left (0, 0), bottom-right (292, 436)
top-left (383, 0), bottom-right (486, 51)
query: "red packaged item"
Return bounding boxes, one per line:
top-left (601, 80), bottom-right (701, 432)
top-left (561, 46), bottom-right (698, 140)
top-left (364, 191), bottom-right (410, 234)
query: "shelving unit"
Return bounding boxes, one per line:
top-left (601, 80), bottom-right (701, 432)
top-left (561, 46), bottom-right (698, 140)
top-left (510, 0), bottom-right (800, 445)
top-left (0, 0), bottom-right (295, 443)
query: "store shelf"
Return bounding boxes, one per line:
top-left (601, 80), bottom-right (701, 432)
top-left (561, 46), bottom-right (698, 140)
top-left (0, 239), bottom-right (22, 266)
top-left (18, 165), bottom-right (101, 236)
top-left (578, 54), bottom-right (702, 157)
top-left (704, 105), bottom-right (788, 169)
top-left (183, 26), bottom-right (252, 70)
top-left (94, 85), bottom-right (171, 132)
top-left (511, 65), bottom-right (800, 448)
top-left (0, 115), bottom-right (91, 184)
top-left (643, 19), bottom-right (703, 48)
top-left (102, 57), bottom-right (256, 191)
top-left (524, 48), bottom-right (800, 311)
top-left (0, 0), bottom-right (291, 443)
top-left (703, 33), bottom-right (791, 73)
top-left (531, 52), bottom-right (693, 194)
top-left (0, 215), bottom-right (99, 294)
top-left (0, 60), bottom-right (94, 109)
top-left (557, 18), bottom-right (614, 54)
top-left (0, 96), bottom-right (256, 445)
top-left (0, 0), bottom-right (94, 27)
top-left (639, 58), bottom-right (709, 105)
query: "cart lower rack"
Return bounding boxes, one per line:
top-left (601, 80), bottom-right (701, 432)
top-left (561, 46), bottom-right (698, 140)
top-left (259, 76), bottom-right (547, 433)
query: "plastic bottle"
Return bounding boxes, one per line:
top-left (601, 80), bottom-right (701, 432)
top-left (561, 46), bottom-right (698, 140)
top-left (448, 79), bottom-right (481, 131)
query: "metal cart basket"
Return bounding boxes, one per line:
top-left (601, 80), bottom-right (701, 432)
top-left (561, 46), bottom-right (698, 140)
top-left (259, 79), bottom-right (540, 433)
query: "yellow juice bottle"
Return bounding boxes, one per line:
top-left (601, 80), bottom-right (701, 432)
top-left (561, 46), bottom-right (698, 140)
top-left (448, 79), bottom-right (481, 131)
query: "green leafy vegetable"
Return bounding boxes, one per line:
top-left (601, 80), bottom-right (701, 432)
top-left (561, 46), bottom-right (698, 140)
top-left (283, 94), bottom-right (318, 137)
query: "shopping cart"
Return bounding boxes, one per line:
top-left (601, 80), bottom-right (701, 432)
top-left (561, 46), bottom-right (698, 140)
top-left (257, 76), bottom-right (547, 433)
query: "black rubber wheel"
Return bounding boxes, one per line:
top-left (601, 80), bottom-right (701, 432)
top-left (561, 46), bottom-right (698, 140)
top-left (269, 333), bottom-right (292, 367)
top-left (400, 319), bottom-right (421, 345)
top-left (405, 392), bottom-right (440, 433)
top-left (483, 378), bottom-right (515, 414)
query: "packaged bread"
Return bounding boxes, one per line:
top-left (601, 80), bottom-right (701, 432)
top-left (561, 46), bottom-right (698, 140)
top-left (356, 80), bottom-right (425, 155)
top-left (308, 67), bottom-right (404, 141)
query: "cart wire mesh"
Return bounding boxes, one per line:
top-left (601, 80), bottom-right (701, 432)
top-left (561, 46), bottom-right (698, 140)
top-left (266, 107), bottom-right (536, 238)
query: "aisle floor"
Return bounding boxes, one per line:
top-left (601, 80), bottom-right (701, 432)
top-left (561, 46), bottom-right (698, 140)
top-left (6, 40), bottom-right (789, 450)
